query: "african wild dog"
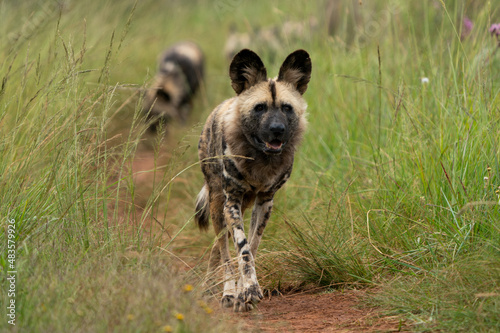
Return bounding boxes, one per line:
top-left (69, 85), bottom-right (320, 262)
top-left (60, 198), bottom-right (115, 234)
top-left (195, 49), bottom-right (311, 312)
top-left (143, 41), bottom-right (204, 131)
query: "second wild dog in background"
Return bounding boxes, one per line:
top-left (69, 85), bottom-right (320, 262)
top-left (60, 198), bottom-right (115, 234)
top-left (143, 41), bottom-right (204, 131)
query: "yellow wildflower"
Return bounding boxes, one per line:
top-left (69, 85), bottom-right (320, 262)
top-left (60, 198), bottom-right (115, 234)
top-left (162, 325), bottom-right (173, 332)
top-left (183, 284), bottom-right (194, 292)
top-left (175, 313), bottom-right (184, 321)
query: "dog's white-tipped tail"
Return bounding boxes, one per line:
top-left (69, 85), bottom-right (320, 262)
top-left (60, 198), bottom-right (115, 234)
top-left (195, 184), bottom-right (210, 231)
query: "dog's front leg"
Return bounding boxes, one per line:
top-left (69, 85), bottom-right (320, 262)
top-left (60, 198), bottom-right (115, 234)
top-left (248, 192), bottom-right (275, 258)
top-left (249, 170), bottom-right (291, 257)
top-left (223, 196), bottom-right (263, 312)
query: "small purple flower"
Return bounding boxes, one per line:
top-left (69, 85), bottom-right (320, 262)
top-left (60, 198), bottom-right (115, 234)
top-left (490, 23), bottom-right (500, 37)
top-left (461, 17), bottom-right (473, 39)
top-left (490, 23), bottom-right (500, 51)
top-left (464, 17), bottom-right (473, 31)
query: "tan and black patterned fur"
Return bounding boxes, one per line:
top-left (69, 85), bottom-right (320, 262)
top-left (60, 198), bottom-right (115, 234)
top-left (143, 41), bottom-right (204, 131)
top-left (195, 49), bottom-right (311, 312)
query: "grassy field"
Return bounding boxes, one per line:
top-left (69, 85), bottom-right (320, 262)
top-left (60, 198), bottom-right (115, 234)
top-left (1, 0), bottom-right (499, 331)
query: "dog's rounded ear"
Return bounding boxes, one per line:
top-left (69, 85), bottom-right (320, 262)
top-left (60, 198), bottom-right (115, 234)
top-left (229, 49), bottom-right (267, 95)
top-left (277, 50), bottom-right (312, 95)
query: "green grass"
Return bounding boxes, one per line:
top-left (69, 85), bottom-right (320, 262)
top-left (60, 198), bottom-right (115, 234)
top-left (1, 0), bottom-right (499, 332)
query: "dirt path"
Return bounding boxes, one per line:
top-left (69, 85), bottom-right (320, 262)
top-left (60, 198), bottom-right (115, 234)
top-left (218, 290), bottom-right (406, 332)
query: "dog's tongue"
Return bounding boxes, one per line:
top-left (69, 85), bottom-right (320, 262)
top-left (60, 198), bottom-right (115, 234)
top-left (266, 140), bottom-right (283, 150)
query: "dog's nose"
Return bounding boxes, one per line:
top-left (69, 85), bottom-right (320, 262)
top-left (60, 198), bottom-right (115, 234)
top-left (269, 122), bottom-right (285, 136)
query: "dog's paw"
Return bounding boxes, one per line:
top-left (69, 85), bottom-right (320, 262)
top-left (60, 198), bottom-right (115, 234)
top-left (244, 283), bottom-right (263, 304)
top-left (232, 284), bottom-right (263, 312)
top-left (233, 294), bottom-right (254, 312)
top-left (221, 294), bottom-right (235, 308)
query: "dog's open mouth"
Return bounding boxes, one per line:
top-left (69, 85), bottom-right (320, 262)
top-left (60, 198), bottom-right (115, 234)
top-left (265, 140), bottom-right (283, 151)
top-left (253, 136), bottom-right (284, 154)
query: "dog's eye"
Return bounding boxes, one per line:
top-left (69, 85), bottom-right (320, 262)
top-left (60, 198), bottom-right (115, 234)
top-left (254, 104), bottom-right (267, 112)
top-left (282, 104), bottom-right (293, 113)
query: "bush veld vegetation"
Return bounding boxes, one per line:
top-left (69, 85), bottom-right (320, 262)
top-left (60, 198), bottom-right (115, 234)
top-left (0, 0), bottom-right (499, 331)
